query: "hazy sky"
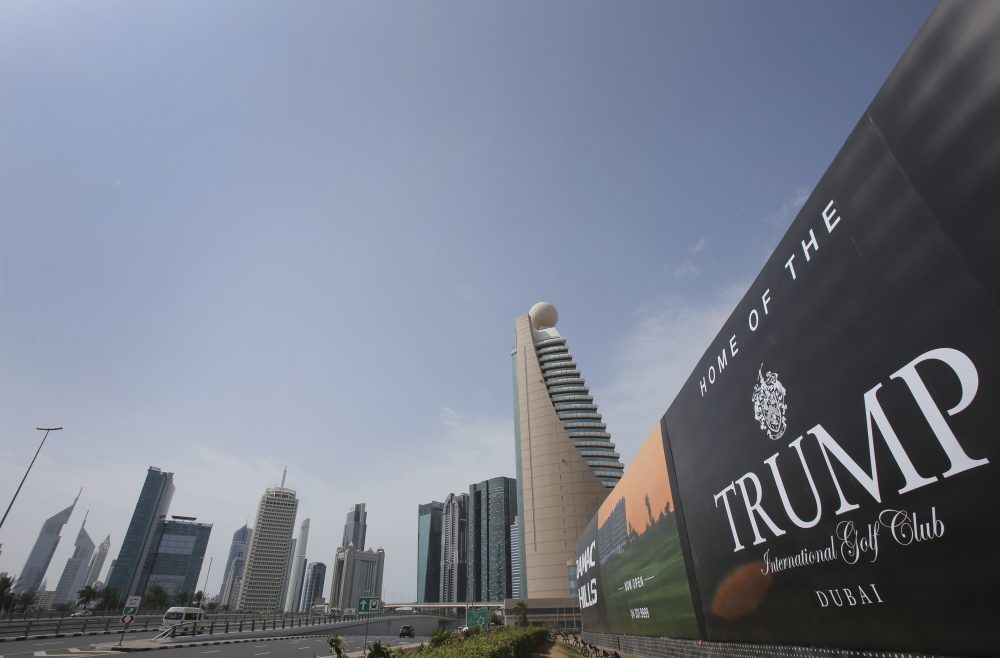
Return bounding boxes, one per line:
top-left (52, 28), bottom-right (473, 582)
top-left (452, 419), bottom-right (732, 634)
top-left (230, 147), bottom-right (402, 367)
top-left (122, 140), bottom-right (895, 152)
top-left (0, 1), bottom-right (935, 602)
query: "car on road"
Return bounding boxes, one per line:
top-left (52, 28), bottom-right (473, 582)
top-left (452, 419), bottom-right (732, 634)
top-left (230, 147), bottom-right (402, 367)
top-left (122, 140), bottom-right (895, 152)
top-left (70, 610), bottom-right (93, 617)
top-left (399, 624), bottom-right (415, 638)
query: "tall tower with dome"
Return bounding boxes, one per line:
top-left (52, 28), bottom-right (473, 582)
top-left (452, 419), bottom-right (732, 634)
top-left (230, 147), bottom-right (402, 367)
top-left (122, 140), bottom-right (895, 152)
top-left (511, 301), bottom-right (624, 602)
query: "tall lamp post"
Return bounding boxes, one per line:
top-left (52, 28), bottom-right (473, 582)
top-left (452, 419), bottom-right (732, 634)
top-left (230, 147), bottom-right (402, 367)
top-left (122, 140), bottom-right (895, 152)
top-left (0, 427), bottom-right (62, 531)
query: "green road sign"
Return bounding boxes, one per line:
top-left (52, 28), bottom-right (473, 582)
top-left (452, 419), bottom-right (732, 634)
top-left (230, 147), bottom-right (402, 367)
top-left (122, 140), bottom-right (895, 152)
top-left (466, 609), bottom-right (491, 629)
top-left (358, 597), bottom-right (381, 613)
top-left (123, 595), bottom-right (141, 616)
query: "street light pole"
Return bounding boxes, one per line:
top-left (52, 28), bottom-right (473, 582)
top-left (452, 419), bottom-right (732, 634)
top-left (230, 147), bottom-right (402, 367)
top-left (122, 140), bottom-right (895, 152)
top-left (0, 427), bottom-right (62, 531)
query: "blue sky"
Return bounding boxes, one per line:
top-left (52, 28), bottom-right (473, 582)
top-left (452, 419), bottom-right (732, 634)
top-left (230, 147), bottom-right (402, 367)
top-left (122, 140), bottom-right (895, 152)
top-left (0, 1), bottom-right (935, 602)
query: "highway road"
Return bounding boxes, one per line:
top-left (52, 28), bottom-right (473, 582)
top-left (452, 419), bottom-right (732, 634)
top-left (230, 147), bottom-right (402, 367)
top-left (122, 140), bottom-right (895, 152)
top-left (0, 633), bottom-right (426, 657)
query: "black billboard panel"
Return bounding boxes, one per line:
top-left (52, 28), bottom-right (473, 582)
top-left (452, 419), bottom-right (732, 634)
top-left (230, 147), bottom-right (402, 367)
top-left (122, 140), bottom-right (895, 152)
top-left (579, 3), bottom-right (1000, 655)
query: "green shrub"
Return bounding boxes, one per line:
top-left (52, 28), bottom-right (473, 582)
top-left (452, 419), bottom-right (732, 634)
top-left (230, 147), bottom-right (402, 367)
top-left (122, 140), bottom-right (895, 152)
top-left (415, 626), bottom-right (548, 658)
top-left (429, 627), bottom-right (452, 648)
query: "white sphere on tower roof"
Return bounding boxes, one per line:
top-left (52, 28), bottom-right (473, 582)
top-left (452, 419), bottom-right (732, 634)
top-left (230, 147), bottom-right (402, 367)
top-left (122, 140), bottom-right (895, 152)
top-left (529, 301), bottom-right (558, 329)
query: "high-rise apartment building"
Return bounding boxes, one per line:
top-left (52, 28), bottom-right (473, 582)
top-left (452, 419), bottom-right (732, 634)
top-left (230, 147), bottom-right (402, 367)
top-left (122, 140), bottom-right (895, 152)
top-left (439, 492), bottom-right (468, 603)
top-left (136, 516), bottom-right (212, 597)
top-left (512, 301), bottom-right (623, 598)
top-left (330, 545), bottom-right (384, 611)
top-left (300, 561), bottom-right (326, 610)
top-left (85, 534), bottom-right (111, 588)
top-left (54, 514), bottom-right (95, 605)
top-left (14, 493), bottom-right (79, 593)
top-left (341, 504), bottom-right (367, 550)
top-left (284, 518), bottom-right (309, 613)
top-left (416, 501), bottom-right (444, 603)
top-left (106, 467), bottom-right (175, 598)
top-left (237, 484), bottom-right (298, 613)
top-left (219, 525), bottom-right (252, 610)
top-left (467, 477), bottom-right (517, 602)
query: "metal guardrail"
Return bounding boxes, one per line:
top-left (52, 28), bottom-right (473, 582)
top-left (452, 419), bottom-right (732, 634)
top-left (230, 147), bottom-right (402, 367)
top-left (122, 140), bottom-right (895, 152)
top-left (0, 609), bottom-right (464, 641)
top-left (150, 614), bottom-right (454, 643)
top-left (0, 614), bottom-right (159, 639)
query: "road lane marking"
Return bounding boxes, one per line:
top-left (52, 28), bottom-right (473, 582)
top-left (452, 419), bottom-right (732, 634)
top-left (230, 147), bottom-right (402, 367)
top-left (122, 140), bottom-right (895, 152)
top-left (34, 643), bottom-right (64, 647)
top-left (253, 653), bottom-right (271, 656)
top-left (200, 652), bottom-right (221, 654)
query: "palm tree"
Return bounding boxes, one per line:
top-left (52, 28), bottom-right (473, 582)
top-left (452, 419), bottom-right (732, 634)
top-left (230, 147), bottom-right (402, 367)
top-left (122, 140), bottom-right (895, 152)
top-left (0, 575), bottom-right (14, 614)
top-left (16, 590), bottom-right (36, 613)
top-left (513, 600), bottom-right (528, 627)
top-left (76, 585), bottom-right (98, 609)
top-left (97, 587), bottom-right (120, 612)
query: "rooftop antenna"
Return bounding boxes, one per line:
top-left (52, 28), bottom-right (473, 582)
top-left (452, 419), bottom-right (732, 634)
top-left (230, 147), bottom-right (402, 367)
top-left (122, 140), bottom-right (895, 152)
top-left (280, 466), bottom-right (287, 488)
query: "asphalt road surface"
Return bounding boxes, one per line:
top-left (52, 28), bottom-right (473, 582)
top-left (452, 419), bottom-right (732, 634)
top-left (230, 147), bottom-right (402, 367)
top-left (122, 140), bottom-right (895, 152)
top-left (0, 634), bottom-right (426, 658)
top-left (0, 631), bottom-right (161, 657)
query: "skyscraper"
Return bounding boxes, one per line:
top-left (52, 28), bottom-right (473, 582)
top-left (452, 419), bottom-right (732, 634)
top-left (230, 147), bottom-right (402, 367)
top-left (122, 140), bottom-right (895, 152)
top-left (439, 492), bottom-right (468, 603)
top-left (330, 546), bottom-right (384, 611)
top-left (284, 518), bottom-right (309, 613)
top-left (300, 561), bottom-right (326, 610)
top-left (512, 301), bottom-right (623, 598)
top-left (237, 483), bottom-right (298, 613)
top-left (106, 467), bottom-right (175, 598)
top-left (510, 517), bottom-right (522, 599)
top-left (14, 493), bottom-right (79, 593)
top-left (416, 501), bottom-right (444, 603)
top-left (54, 513), bottom-right (95, 605)
top-left (135, 516), bottom-right (212, 598)
top-left (277, 538), bottom-right (296, 612)
top-left (341, 504), bottom-right (367, 550)
top-left (467, 477), bottom-right (517, 603)
top-left (219, 525), bottom-right (252, 610)
top-left (85, 534), bottom-right (111, 588)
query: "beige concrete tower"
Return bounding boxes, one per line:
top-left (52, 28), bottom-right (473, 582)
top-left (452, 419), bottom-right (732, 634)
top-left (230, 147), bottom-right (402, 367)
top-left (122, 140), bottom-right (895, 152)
top-left (238, 483), bottom-right (299, 613)
top-left (512, 302), bottom-right (624, 599)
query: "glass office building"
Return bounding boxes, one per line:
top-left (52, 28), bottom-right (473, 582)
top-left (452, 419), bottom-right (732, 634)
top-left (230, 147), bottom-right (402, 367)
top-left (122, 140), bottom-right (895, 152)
top-left (467, 477), bottom-right (517, 602)
top-left (106, 467), bottom-right (175, 598)
top-left (416, 501), bottom-right (444, 603)
top-left (137, 516), bottom-right (212, 597)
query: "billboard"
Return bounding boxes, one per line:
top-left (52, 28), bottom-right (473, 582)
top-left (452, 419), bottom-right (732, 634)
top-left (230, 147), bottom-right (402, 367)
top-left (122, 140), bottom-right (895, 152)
top-left (577, 424), bottom-right (699, 638)
top-left (577, 3), bottom-right (1000, 656)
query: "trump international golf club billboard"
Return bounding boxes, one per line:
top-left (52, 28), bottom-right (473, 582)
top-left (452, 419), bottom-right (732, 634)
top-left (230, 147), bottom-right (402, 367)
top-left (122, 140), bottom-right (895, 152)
top-left (577, 3), bottom-right (1000, 655)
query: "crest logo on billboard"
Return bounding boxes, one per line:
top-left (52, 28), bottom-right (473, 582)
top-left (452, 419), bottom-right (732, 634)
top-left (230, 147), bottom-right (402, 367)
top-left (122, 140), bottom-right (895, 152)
top-left (752, 364), bottom-right (787, 440)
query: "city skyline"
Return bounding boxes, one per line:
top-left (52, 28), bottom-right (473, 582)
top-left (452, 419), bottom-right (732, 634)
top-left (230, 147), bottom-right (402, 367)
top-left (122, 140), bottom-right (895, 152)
top-left (0, 1), bottom-right (937, 603)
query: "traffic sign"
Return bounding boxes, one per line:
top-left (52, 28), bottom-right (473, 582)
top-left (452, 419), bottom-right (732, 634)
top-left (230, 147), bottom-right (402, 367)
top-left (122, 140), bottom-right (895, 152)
top-left (123, 595), bottom-right (141, 616)
top-left (121, 614), bottom-right (134, 626)
top-left (467, 609), bottom-right (491, 629)
top-left (358, 597), bottom-right (381, 613)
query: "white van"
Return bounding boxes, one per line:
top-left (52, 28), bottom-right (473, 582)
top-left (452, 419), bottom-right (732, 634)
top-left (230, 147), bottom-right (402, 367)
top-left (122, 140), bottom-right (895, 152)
top-left (161, 607), bottom-right (207, 629)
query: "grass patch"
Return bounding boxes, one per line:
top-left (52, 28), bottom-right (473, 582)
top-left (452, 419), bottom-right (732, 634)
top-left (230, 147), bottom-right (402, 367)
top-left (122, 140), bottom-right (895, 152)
top-left (600, 519), bottom-right (699, 638)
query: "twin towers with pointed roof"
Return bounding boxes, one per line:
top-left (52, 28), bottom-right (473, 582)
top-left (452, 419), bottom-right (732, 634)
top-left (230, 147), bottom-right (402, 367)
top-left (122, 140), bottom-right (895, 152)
top-left (12, 489), bottom-right (111, 608)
